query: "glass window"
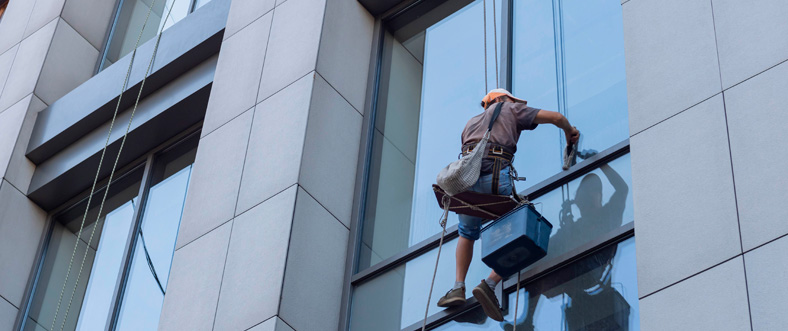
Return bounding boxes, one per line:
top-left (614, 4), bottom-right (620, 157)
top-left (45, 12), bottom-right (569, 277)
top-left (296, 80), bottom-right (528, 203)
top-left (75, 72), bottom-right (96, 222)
top-left (22, 136), bottom-right (198, 331)
top-left (98, 0), bottom-right (213, 72)
top-left (350, 154), bottom-right (632, 330)
top-left (434, 237), bottom-right (639, 330)
top-left (25, 169), bottom-right (143, 331)
top-left (359, 0), bottom-right (503, 271)
top-left (115, 143), bottom-right (196, 330)
top-left (512, 0), bottom-right (629, 185)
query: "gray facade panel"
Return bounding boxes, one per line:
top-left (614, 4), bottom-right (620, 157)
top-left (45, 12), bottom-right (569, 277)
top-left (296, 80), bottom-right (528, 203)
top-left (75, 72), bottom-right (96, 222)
top-left (158, 222), bottom-right (232, 331)
top-left (639, 257), bottom-right (750, 331)
top-left (623, 0), bottom-right (721, 134)
top-left (0, 19), bottom-right (56, 113)
top-left (235, 74), bottom-right (313, 215)
top-left (214, 186), bottom-right (297, 331)
top-left (725, 60), bottom-right (788, 251)
top-left (0, 0), bottom-right (36, 55)
top-left (223, 0), bottom-right (276, 40)
top-left (1, 95), bottom-right (45, 193)
top-left (0, 45), bottom-right (18, 109)
top-left (712, 0), bottom-right (788, 89)
top-left (0, 297), bottom-right (17, 330)
top-left (176, 108), bottom-right (252, 250)
top-left (256, 0), bottom-right (325, 102)
top-left (34, 19), bottom-right (99, 106)
top-left (60, 0), bottom-right (118, 50)
top-left (631, 95), bottom-right (740, 297)
top-left (24, 0), bottom-right (65, 41)
top-left (745, 235), bottom-right (788, 331)
top-left (279, 187), bottom-right (349, 331)
top-left (248, 316), bottom-right (295, 331)
top-left (298, 74), bottom-right (363, 227)
top-left (201, 11), bottom-right (273, 137)
top-left (0, 181), bottom-right (47, 308)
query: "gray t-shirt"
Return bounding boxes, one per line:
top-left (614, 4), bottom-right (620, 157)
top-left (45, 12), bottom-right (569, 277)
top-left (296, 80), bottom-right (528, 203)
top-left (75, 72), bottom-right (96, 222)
top-left (461, 102), bottom-right (540, 173)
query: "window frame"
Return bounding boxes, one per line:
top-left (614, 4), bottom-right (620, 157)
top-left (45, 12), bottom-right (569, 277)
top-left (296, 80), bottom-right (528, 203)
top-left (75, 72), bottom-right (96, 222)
top-left (15, 126), bottom-right (201, 331)
top-left (340, 0), bottom-right (635, 330)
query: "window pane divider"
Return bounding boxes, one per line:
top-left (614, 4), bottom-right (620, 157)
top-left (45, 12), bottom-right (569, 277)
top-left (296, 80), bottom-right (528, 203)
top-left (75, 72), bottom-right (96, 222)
top-left (351, 138), bottom-right (630, 285)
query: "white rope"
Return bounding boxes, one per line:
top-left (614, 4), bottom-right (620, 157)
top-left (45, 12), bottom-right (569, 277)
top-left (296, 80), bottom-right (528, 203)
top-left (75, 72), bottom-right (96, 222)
top-left (421, 195), bottom-right (451, 331)
top-left (50, 1), bottom-right (178, 329)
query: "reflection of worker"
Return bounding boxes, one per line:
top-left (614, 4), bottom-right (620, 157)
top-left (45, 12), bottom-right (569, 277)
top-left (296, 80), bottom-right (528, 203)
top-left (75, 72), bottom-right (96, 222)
top-left (437, 89), bottom-right (579, 322)
top-left (502, 161), bottom-right (629, 330)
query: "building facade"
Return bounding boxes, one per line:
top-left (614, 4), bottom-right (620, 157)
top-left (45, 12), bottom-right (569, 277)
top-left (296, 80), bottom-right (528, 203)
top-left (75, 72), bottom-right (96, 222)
top-left (0, 0), bottom-right (784, 330)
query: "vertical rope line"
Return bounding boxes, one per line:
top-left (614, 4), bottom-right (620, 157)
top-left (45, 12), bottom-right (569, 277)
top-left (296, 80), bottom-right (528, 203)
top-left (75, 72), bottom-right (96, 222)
top-left (55, 1), bottom-right (178, 330)
top-left (421, 199), bottom-right (451, 331)
top-left (483, 0), bottom-right (488, 93)
top-left (49, 1), bottom-right (159, 329)
top-left (492, 0), bottom-right (499, 88)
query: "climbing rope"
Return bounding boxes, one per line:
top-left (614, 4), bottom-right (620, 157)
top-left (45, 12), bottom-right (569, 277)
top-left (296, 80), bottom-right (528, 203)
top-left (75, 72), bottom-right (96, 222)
top-left (421, 196), bottom-right (451, 331)
top-left (50, 1), bottom-right (178, 329)
top-left (422, 1), bottom-right (503, 328)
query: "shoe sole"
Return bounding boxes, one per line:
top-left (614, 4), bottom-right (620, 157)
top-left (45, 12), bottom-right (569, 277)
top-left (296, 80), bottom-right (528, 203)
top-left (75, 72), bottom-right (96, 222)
top-left (437, 297), bottom-right (466, 308)
top-left (472, 287), bottom-right (504, 321)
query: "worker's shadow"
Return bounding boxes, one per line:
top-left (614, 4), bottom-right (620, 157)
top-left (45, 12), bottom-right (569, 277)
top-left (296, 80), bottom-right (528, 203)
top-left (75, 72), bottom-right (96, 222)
top-left (498, 163), bottom-right (631, 330)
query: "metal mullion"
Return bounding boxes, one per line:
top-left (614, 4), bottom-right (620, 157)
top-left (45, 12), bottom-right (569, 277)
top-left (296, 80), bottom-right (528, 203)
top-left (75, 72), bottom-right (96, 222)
top-left (14, 215), bottom-right (57, 331)
top-left (105, 154), bottom-right (156, 331)
top-left (97, 0), bottom-right (126, 74)
top-left (500, 0), bottom-right (513, 90)
top-left (351, 139), bottom-right (629, 285)
top-left (402, 222), bottom-right (635, 331)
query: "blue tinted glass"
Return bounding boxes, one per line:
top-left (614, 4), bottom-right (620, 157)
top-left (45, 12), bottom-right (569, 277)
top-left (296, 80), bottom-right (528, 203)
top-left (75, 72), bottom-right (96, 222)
top-left (116, 147), bottom-right (195, 330)
top-left (512, 0), bottom-right (563, 186)
top-left (359, 0), bottom-right (503, 271)
top-left (25, 171), bottom-right (142, 331)
top-left (350, 155), bottom-right (632, 330)
top-left (434, 237), bottom-right (639, 330)
top-left (562, 0), bottom-right (629, 152)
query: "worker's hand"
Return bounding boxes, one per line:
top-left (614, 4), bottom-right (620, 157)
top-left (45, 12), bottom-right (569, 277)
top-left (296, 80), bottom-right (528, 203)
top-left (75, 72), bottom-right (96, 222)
top-left (565, 126), bottom-right (580, 145)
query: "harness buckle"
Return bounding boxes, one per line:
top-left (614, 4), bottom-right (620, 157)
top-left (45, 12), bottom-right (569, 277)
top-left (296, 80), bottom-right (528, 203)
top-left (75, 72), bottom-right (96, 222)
top-left (492, 146), bottom-right (503, 155)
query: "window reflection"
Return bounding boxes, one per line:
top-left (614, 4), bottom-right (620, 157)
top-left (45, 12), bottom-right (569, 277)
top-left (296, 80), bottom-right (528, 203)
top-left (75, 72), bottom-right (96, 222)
top-left (350, 154), bottom-right (632, 330)
top-left (359, 0), bottom-right (503, 271)
top-left (99, 0), bottom-right (213, 72)
top-left (434, 237), bottom-right (639, 330)
top-left (25, 169), bottom-right (143, 331)
top-left (115, 141), bottom-right (197, 330)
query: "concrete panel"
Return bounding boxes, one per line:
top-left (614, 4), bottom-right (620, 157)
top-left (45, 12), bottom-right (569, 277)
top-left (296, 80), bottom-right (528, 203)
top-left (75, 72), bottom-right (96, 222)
top-left (745, 235), bottom-right (788, 330)
top-left (0, 19), bottom-right (57, 113)
top-left (298, 75), bottom-right (362, 227)
top-left (279, 187), bottom-right (349, 331)
top-left (177, 110), bottom-right (252, 249)
top-left (0, 180), bottom-right (47, 307)
top-left (236, 74), bottom-right (313, 215)
top-left (316, 0), bottom-right (374, 111)
top-left (202, 12), bottom-right (272, 137)
top-left (257, 0), bottom-right (325, 102)
top-left (724, 61), bottom-right (788, 250)
top-left (158, 222), bottom-right (231, 331)
top-left (224, 0), bottom-right (275, 40)
top-left (0, 0), bottom-right (36, 55)
top-left (0, 297), bottom-right (17, 330)
top-left (0, 45), bottom-right (18, 106)
top-left (623, 0), bottom-right (721, 134)
top-left (0, 96), bottom-right (30, 179)
top-left (248, 316), bottom-right (295, 331)
top-left (24, 0), bottom-right (66, 40)
top-left (35, 19), bottom-right (99, 105)
top-left (712, 0), bottom-right (788, 89)
top-left (61, 0), bottom-right (118, 49)
top-left (4, 95), bottom-right (46, 193)
top-left (214, 186), bottom-right (297, 331)
top-left (631, 95), bottom-right (740, 296)
top-left (639, 257), bottom-right (750, 331)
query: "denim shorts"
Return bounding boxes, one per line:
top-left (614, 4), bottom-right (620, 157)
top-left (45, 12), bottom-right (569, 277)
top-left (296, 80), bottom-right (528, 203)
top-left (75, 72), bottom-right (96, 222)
top-left (457, 167), bottom-right (513, 240)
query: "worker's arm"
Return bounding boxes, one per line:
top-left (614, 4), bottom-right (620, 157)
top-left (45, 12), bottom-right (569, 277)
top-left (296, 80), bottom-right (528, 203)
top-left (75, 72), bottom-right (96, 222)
top-left (534, 110), bottom-right (579, 144)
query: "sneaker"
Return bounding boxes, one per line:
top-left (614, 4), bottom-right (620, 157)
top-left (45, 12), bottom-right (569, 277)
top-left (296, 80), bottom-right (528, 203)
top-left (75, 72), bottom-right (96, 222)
top-left (472, 280), bottom-right (504, 321)
top-left (437, 287), bottom-right (466, 307)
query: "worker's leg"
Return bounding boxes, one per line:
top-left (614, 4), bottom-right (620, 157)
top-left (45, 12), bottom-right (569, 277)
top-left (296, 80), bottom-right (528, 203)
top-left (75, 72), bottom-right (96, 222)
top-left (456, 236), bottom-right (475, 283)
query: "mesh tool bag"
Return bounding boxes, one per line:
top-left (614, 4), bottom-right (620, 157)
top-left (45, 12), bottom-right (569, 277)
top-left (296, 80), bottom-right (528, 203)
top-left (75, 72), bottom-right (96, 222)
top-left (436, 102), bottom-right (504, 196)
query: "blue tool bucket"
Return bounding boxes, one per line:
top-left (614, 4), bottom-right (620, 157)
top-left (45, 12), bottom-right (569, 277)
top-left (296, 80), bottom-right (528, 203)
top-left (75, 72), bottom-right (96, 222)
top-left (481, 204), bottom-right (553, 278)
